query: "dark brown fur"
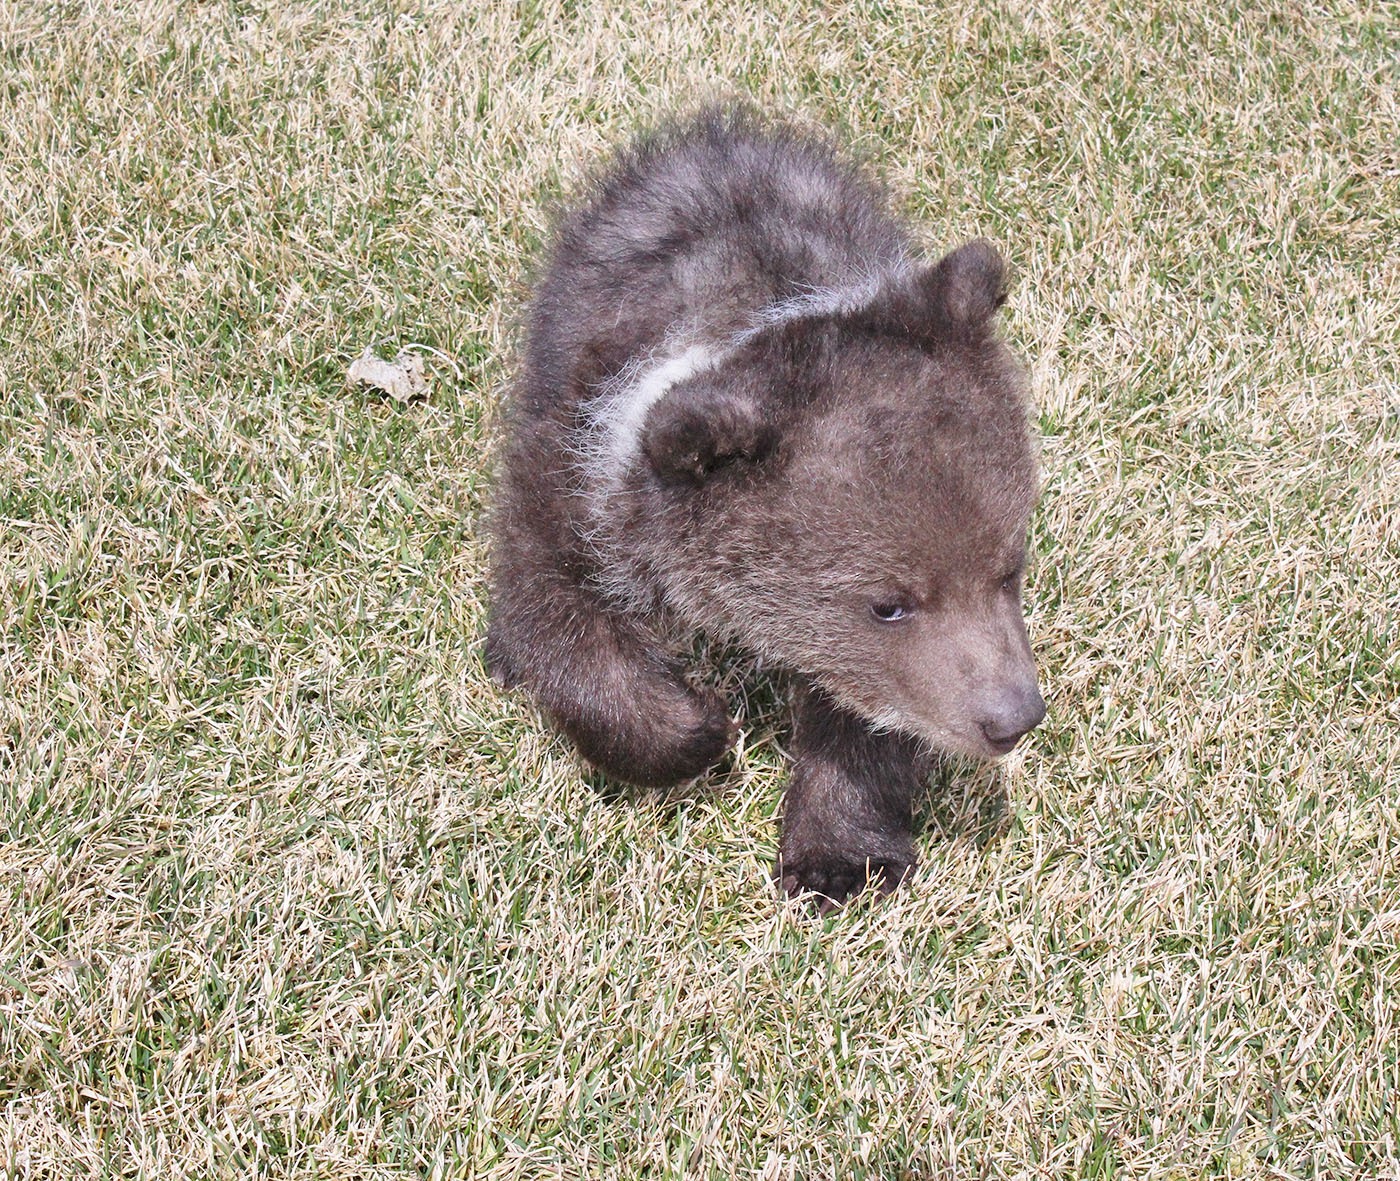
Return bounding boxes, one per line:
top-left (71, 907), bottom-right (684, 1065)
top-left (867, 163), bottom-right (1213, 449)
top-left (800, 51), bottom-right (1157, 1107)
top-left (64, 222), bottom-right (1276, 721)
top-left (486, 109), bottom-right (1044, 906)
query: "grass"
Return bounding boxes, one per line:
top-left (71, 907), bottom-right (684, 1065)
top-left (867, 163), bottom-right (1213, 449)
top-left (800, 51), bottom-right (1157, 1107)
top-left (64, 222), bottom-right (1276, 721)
top-left (1, 0), bottom-right (1397, 1176)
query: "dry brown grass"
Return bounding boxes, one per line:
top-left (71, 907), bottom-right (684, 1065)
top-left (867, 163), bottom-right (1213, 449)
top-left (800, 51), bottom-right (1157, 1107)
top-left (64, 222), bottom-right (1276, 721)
top-left (1, 0), bottom-right (1397, 1177)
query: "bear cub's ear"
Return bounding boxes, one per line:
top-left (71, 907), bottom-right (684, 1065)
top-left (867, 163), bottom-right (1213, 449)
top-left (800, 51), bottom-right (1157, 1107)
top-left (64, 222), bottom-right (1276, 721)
top-left (642, 380), bottom-right (777, 486)
top-left (917, 239), bottom-right (1008, 333)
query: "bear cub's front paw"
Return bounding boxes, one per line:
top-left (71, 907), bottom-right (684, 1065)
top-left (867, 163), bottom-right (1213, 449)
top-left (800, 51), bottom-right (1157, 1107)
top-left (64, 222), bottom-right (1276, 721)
top-left (591, 686), bottom-right (737, 789)
top-left (776, 852), bottom-right (915, 913)
top-left (659, 688), bottom-right (739, 783)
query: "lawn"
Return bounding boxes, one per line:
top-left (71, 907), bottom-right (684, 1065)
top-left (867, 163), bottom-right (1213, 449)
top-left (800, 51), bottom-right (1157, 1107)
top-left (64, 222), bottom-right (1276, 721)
top-left (1, 0), bottom-right (1397, 1177)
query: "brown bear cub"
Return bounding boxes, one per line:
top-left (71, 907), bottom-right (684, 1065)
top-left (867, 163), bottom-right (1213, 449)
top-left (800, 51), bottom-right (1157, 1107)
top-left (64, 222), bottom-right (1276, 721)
top-left (486, 109), bottom-right (1045, 907)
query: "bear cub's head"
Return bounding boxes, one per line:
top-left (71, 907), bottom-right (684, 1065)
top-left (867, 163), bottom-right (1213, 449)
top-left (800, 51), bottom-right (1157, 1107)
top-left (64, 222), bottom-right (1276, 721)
top-left (640, 241), bottom-right (1045, 759)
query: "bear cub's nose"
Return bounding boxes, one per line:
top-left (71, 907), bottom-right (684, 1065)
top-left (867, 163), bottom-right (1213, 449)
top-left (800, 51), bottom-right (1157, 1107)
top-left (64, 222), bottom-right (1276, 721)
top-left (979, 687), bottom-right (1047, 754)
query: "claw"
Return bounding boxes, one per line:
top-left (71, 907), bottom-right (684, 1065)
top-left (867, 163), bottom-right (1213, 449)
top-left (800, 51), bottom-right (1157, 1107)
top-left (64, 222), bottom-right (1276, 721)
top-left (776, 855), bottom-right (913, 912)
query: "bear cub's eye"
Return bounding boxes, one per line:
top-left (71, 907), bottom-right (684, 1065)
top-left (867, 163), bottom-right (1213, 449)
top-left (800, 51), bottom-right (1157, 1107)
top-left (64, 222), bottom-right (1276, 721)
top-left (870, 601), bottom-right (913, 623)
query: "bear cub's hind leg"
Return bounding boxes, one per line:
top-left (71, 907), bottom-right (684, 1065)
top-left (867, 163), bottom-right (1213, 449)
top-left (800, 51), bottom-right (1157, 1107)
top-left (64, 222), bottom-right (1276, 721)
top-left (777, 683), bottom-right (929, 910)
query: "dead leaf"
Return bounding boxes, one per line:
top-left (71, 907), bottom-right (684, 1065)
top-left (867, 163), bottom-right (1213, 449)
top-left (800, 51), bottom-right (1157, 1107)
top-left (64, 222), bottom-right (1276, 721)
top-left (348, 347), bottom-right (429, 403)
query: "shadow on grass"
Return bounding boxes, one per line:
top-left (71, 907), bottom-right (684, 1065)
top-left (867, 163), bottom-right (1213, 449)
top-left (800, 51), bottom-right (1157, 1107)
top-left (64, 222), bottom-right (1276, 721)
top-left (576, 644), bottom-right (1013, 854)
top-left (919, 755), bottom-right (1011, 850)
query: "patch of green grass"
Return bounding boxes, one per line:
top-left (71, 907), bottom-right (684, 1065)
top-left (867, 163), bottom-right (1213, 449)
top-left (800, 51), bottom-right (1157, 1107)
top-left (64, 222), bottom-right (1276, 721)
top-left (2, 0), bottom-right (1397, 1177)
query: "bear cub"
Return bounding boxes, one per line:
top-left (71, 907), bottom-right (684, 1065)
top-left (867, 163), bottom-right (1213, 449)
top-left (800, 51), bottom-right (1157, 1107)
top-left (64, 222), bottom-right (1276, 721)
top-left (486, 109), bottom-right (1045, 907)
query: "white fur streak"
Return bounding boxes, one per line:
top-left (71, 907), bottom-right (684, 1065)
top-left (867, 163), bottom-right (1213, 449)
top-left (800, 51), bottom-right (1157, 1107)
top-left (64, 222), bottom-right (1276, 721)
top-left (733, 272), bottom-right (893, 343)
top-left (581, 342), bottom-right (722, 506)
top-left (578, 267), bottom-right (906, 513)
